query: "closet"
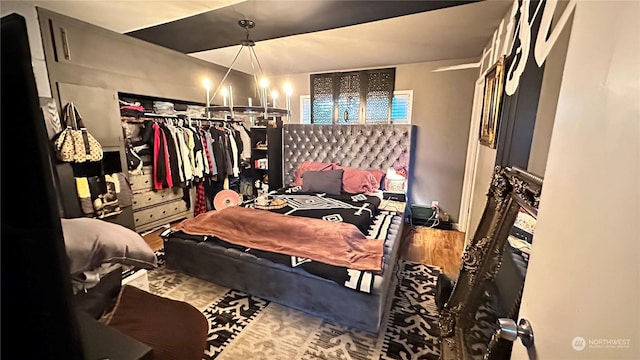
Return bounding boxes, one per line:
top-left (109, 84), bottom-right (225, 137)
top-left (38, 7), bottom-right (256, 233)
top-left (120, 94), bottom-right (255, 231)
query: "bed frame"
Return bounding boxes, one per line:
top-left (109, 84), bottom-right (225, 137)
top-left (165, 124), bottom-right (415, 333)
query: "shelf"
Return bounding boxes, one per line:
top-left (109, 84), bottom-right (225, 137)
top-left (207, 106), bottom-right (290, 117)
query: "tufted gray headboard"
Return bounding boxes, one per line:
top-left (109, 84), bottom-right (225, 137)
top-left (282, 124), bottom-right (415, 186)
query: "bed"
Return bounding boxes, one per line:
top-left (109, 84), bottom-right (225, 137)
top-left (163, 124), bottom-right (415, 333)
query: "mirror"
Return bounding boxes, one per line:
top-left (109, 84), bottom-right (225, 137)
top-left (439, 166), bottom-right (542, 360)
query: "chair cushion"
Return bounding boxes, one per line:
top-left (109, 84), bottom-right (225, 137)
top-left (106, 285), bottom-right (208, 360)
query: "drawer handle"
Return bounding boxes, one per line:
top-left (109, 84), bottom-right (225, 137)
top-left (60, 27), bottom-right (71, 60)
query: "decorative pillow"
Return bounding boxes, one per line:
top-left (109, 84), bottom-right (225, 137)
top-left (335, 166), bottom-right (381, 194)
top-left (290, 161), bottom-right (335, 186)
top-left (367, 169), bottom-right (386, 190)
top-left (61, 217), bottom-right (157, 275)
top-left (302, 169), bottom-right (344, 195)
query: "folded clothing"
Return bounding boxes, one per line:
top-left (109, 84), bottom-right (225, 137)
top-left (153, 101), bottom-right (175, 115)
top-left (120, 105), bottom-right (145, 118)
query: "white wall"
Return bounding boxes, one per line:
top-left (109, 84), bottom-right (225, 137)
top-left (512, 1), bottom-right (640, 358)
top-left (1, 1), bottom-right (51, 97)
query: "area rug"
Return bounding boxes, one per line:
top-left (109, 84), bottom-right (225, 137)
top-left (147, 251), bottom-right (441, 360)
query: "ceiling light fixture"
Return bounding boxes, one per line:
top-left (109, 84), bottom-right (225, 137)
top-left (205, 19), bottom-right (292, 122)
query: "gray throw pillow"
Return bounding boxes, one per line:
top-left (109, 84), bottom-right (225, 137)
top-left (302, 169), bottom-right (344, 195)
top-left (61, 217), bottom-right (157, 275)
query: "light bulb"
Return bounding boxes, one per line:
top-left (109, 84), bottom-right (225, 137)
top-left (221, 87), bottom-right (228, 106)
top-left (271, 90), bottom-right (279, 100)
top-left (283, 82), bottom-right (292, 96)
top-left (203, 78), bottom-right (211, 90)
top-left (259, 77), bottom-right (269, 88)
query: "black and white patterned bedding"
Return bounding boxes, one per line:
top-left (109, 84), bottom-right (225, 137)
top-left (167, 187), bottom-right (397, 293)
top-left (251, 186), bottom-right (382, 234)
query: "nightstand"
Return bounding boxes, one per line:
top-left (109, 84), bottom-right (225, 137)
top-left (379, 199), bottom-right (406, 213)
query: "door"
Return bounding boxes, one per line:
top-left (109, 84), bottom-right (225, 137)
top-left (459, 77), bottom-right (487, 243)
top-left (511, 2), bottom-right (639, 359)
top-left (57, 82), bottom-right (123, 148)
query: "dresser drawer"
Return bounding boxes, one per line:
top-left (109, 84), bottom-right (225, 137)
top-left (133, 200), bottom-right (188, 228)
top-left (132, 188), bottom-right (184, 210)
top-left (129, 166), bottom-right (153, 192)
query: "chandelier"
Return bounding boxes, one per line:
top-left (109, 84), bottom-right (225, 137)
top-left (204, 19), bottom-right (292, 121)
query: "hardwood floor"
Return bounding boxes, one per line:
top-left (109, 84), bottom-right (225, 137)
top-left (142, 227), bottom-right (166, 252)
top-left (400, 225), bottom-right (465, 275)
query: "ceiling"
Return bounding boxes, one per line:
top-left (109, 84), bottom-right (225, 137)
top-left (26, 0), bottom-right (512, 76)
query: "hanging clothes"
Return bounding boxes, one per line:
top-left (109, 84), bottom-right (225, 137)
top-left (194, 182), bottom-right (206, 216)
top-left (199, 128), bottom-right (213, 176)
top-left (210, 127), bottom-right (230, 178)
top-left (169, 124), bottom-right (193, 184)
top-left (186, 126), bottom-right (204, 179)
top-left (183, 127), bottom-right (197, 178)
top-left (160, 125), bottom-right (181, 188)
top-left (203, 130), bottom-right (218, 176)
top-left (166, 124), bottom-right (186, 184)
top-left (232, 123), bottom-right (251, 160)
top-left (228, 128), bottom-right (240, 177)
top-left (159, 129), bottom-right (173, 189)
top-left (152, 122), bottom-right (173, 190)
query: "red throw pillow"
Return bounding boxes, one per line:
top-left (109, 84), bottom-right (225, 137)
top-left (335, 166), bottom-right (381, 194)
top-left (290, 161), bottom-right (335, 186)
top-left (367, 169), bottom-right (386, 189)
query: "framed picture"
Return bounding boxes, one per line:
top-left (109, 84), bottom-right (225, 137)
top-left (479, 56), bottom-right (505, 148)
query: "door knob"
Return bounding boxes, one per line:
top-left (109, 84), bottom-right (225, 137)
top-left (496, 318), bottom-right (534, 347)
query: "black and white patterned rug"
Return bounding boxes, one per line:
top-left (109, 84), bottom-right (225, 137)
top-left (148, 252), bottom-right (441, 360)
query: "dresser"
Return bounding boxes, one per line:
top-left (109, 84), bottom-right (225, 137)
top-left (129, 166), bottom-right (192, 232)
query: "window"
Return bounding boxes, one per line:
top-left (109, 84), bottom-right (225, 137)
top-left (300, 95), bottom-right (311, 124)
top-left (391, 90), bottom-right (413, 124)
top-left (300, 90), bottom-right (412, 125)
top-left (310, 68), bottom-right (395, 124)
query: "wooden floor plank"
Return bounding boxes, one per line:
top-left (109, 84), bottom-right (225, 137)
top-left (401, 225), bottom-right (465, 275)
top-left (142, 227), bottom-right (167, 252)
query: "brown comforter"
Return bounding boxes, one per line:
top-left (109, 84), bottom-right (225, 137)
top-left (172, 206), bottom-right (383, 271)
